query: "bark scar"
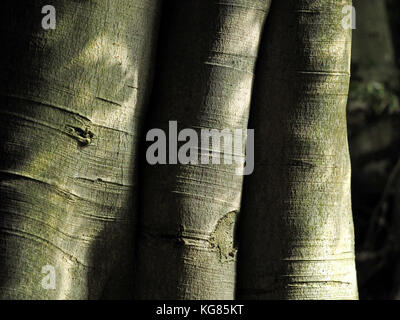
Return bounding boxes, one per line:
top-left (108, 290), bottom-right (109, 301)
top-left (210, 210), bottom-right (239, 262)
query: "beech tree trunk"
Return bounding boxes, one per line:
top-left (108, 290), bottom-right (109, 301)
top-left (237, 0), bottom-right (358, 299)
top-left (133, 0), bottom-right (271, 299)
top-left (0, 0), bottom-right (160, 299)
top-left (352, 0), bottom-right (398, 85)
top-left (0, 0), bottom-right (359, 300)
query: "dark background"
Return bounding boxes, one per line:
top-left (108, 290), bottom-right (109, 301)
top-left (349, 0), bottom-right (400, 300)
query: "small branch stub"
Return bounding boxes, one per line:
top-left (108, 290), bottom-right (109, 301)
top-left (66, 125), bottom-right (94, 146)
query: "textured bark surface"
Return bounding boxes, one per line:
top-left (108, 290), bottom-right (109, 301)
top-left (133, 0), bottom-right (271, 299)
top-left (237, 0), bottom-right (358, 299)
top-left (0, 0), bottom-right (360, 300)
top-left (0, 0), bottom-right (160, 299)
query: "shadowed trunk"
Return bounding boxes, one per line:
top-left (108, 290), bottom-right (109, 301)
top-left (133, 0), bottom-right (271, 299)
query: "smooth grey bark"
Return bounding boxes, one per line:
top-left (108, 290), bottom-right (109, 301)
top-left (0, 0), bottom-right (160, 299)
top-left (0, 0), bottom-right (360, 301)
top-left (237, 0), bottom-right (358, 299)
top-left (133, 0), bottom-right (271, 299)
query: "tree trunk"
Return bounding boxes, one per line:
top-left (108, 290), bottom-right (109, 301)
top-left (0, 0), bottom-right (160, 299)
top-left (237, 0), bottom-right (359, 299)
top-left (352, 0), bottom-right (398, 86)
top-left (133, 0), bottom-right (271, 299)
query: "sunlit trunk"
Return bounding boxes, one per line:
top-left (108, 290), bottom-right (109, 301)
top-left (237, 0), bottom-right (358, 299)
top-left (0, 0), bottom-right (160, 299)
